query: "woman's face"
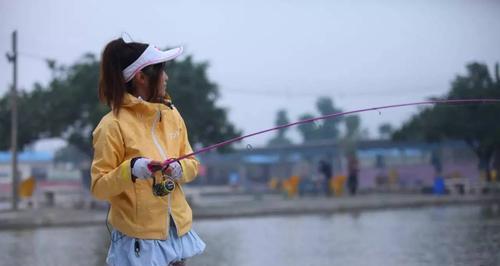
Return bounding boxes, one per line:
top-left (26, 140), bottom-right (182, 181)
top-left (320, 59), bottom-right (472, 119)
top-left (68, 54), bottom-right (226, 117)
top-left (133, 65), bottom-right (168, 101)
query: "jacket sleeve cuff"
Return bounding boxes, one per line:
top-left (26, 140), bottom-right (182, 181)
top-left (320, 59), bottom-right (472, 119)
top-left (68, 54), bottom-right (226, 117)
top-left (130, 157), bottom-right (142, 183)
top-left (179, 158), bottom-right (199, 184)
top-left (119, 159), bottom-right (135, 187)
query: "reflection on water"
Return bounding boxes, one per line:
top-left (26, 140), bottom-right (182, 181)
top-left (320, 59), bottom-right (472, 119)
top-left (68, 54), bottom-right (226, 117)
top-left (1, 205), bottom-right (500, 266)
top-left (190, 205), bottom-right (500, 266)
top-left (0, 226), bottom-right (109, 266)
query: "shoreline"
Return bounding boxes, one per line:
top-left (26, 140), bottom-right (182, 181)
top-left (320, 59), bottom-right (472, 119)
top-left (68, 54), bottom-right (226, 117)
top-left (0, 194), bottom-right (498, 231)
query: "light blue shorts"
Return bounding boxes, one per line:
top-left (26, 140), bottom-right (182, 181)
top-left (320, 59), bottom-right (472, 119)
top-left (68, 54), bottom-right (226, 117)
top-left (106, 223), bottom-right (206, 266)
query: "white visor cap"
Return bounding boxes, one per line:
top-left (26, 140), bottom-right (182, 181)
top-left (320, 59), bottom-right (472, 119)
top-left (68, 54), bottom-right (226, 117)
top-left (122, 45), bottom-right (183, 82)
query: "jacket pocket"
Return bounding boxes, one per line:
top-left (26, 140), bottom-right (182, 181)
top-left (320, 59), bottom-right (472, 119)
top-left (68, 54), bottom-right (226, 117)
top-left (135, 180), bottom-right (167, 230)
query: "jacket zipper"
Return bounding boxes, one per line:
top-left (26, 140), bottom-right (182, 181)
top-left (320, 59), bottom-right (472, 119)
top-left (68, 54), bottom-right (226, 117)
top-left (151, 110), bottom-right (177, 237)
top-left (151, 110), bottom-right (167, 159)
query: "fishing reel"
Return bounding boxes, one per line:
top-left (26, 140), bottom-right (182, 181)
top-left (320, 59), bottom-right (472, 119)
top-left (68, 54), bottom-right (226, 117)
top-left (152, 175), bottom-right (175, 197)
top-left (148, 159), bottom-right (177, 197)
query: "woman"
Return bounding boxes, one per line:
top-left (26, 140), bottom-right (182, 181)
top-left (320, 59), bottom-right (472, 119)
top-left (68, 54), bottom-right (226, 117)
top-left (91, 37), bottom-right (205, 266)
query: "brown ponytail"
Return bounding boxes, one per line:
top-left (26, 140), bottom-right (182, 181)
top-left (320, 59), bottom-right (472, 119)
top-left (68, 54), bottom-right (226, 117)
top-left (98, 38), bottom-right (147, 116)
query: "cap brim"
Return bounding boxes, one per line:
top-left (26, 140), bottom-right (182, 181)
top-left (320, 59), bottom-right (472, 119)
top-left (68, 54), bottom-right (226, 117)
top-left (123, 45), bottom-right (184, 82)
top-left (154, 46), bottom-right (184, 63)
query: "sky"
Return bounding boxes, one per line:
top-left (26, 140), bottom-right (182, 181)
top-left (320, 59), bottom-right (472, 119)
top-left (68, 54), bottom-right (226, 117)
top-left (1, 0), bottom-right (500, 153)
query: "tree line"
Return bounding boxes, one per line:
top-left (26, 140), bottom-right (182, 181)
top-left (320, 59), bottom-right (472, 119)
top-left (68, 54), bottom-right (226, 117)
top-left (267, 62), bottom-right (500, 180)
top-left (0, 52), bottom-right (241, 160)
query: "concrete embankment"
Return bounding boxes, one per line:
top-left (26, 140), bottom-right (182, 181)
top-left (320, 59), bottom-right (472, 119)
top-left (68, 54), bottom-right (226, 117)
top-left (0, 194), bottom-right (499, 230)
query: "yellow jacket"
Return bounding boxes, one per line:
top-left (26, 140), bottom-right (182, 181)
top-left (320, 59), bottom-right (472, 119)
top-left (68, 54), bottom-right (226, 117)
top-left (91, 92), bottom-right (199, 240)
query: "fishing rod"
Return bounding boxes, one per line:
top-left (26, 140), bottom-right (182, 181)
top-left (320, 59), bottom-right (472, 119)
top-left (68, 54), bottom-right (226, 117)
top-left (163, 98), bottom-right (500, 165)
top-left (148, 98), bottom-right (500, 196)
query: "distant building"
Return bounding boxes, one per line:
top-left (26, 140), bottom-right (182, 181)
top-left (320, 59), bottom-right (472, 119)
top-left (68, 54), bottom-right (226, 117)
top-left (0, 151), bottom-right (54, 198)
top-left (0, 151), bottom-right (54, 181)
top-left (198, 140), bottom-right (479, 191)
top-left (0, 150), bottom-right (83, 200)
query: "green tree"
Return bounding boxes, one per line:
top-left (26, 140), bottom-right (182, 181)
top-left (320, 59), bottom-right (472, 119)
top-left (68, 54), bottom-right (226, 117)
top-left (344, 115), bottom-right (361, 139)
top-left (297, 96), bottom-right (342, 143)
top-left (0, 52), bottom-right (241, 156)
top-left (316, 97), bottom-right (342, 140)
top-left (165, 56), bottom-right (241, 151)
top-left (378, 123), bottom-right (393, 140)
top-left (297, 113), bottom-right (319, 142)
top-left (341, 115), bottom-right (361, 155)
top-left (393, 62), bottom-right (500, 180)
top-left (54, 144), bottom-right (88, 164)
top-left (267, 109), bottom-right (293, 147)
top-left (0, 89), bottom-right (46, 150)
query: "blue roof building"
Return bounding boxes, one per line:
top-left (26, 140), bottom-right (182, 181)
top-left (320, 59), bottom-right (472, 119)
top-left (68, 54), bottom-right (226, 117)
top-left (0, 151), bottom-right (54, 164)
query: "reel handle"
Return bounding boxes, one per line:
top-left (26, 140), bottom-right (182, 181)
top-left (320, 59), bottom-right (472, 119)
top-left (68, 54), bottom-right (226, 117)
top-left (159, 158), bottom-right (177, 174)
top-left (146, 158), bottom-right (179, 176)
top-left (147, 161), bottom-right (164, 173)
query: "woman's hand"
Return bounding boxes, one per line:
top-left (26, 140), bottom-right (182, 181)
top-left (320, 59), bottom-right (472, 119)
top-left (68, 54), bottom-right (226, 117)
top-left (131, 157), bottom-right (162, 179)
top-left (163, 161), bottom-right (183, 180)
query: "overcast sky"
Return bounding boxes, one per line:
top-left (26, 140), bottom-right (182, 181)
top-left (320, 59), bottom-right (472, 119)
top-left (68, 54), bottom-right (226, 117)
top-left (1, 0), bottom-right (500, 152)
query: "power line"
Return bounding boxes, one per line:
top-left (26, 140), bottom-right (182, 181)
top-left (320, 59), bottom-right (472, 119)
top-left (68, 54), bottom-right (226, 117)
top-left (18, 51), bottom-right (54, 62)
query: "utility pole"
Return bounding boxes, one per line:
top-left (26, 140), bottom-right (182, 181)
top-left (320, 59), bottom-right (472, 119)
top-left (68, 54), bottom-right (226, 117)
top-left (6, 31), bottom-right (19, 210)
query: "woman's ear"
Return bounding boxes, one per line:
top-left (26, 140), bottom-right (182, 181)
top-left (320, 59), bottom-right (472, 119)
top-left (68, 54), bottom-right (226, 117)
top-left (132, 72), bottom-right (148, 87)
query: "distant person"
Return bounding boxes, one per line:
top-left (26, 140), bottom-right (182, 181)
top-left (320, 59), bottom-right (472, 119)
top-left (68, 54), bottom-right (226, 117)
top-left (91, 37), bottom-right (205, 266)
top-left (375, 154), bottom-right (387, 187)
top-left (347, 154), bottom-right (359, 195)
top-left (430, 149), bottom-right (442, 176)
top-left (318, 160), bottom-right (333, 196)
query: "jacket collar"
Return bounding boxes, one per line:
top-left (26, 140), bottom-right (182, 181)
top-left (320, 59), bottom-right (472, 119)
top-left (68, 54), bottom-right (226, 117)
top-left (121, 92), bottom-right (174, 115)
